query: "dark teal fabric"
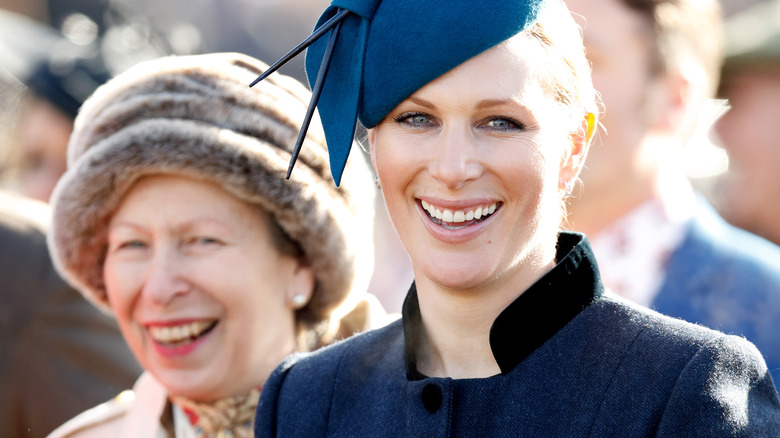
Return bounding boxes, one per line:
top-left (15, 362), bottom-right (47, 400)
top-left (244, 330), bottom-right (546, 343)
top-left (304, 0), bottom-right (546, 184)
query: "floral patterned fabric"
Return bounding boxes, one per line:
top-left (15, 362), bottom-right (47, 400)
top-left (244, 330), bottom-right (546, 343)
top-left (170, 387), bottom-right (260, 438)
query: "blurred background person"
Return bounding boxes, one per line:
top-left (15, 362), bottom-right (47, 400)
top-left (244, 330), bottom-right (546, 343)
top-left (47, 52), bottom-right (382, 437)
top-left (714, 0), bottom-right (780, 246)
top-left (1, 52), bottom-right (141, 438)
top-left (0, 189), bottom-right (142, 438)
top-left (565, 0), bottom-right (780, 386)
top-left (1, 52), bottom-right (109, 202)
top-left (0, 8), bottom-right (114, 203)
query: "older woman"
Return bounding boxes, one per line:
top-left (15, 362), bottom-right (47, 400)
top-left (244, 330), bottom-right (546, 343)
top-left (46, 52), bottom-right (380, 437)
top-left (252, 0), bottom-right (780, 436)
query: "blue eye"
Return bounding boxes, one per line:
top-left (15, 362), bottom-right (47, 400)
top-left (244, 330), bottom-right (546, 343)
top-left (483, 116), bottom-right (525, 131)
top-left (115, 240), bottom-right (147, 251)
top-left (394, 112), bottom-right (434, 127)
top-left (196, 237), bottom-right (220, 245)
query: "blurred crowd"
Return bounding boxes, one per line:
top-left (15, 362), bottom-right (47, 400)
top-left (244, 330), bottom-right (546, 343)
top-left (1, 0), bottom-right (779, 436)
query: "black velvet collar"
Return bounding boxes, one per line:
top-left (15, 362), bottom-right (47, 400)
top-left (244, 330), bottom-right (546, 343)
top-left (403, 232), bottom-right (604, 380)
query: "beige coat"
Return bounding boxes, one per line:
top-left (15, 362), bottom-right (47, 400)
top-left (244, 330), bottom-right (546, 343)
top-left (47, 373), bottom-right (170, 438)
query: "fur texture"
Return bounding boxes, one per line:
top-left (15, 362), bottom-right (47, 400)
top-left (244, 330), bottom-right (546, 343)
top-left (48, 53), bottom-right (375, 330)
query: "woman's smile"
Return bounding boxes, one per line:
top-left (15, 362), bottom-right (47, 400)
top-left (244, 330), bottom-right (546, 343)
top-left (147, 319), bottom-right (218, 359)
top-left (419, 199), bottom-right (501, 230)
top-left (147, 319), bottom-right (218, 346)
top-left (415, 196), bottom-right (503, 247)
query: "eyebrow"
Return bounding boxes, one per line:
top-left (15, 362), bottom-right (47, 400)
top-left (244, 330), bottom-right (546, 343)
top-left (108, 217), bottom-right (234, 234)
top-left (407, 96), bottom-right (524, 111)
top-left (175, 218), bottom-right (233, 235)
top-left (107, 220), bottom-right (145, 233)
top-left (475, 99), bottom-right (517, 110)
top-left (406, 96), bottom-right (436, 109)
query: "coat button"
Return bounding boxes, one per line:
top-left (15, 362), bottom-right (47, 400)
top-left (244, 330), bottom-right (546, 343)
top-left (421, 383), bottom-right (442, 413)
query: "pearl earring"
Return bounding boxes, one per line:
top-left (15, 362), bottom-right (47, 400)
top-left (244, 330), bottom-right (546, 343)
top-left (292, 294), bottom-right (308, 308)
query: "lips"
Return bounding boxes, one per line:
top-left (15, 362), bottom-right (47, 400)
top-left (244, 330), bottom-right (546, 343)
top-left (420, 200), bottom-right (500, 230)
top-left (148, 320), bottom-right (217, 346)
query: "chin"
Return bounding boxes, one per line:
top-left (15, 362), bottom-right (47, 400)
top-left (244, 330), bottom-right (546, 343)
top-left (418, 258), bottom-right (498, 291)
top-left (152, 366), bottom-right (222, 401)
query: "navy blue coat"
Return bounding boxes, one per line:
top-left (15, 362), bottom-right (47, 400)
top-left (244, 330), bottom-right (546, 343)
top-left (653, 199), bottom-right (780, 386)
top-left (256, 233), bottom-right (780, 437)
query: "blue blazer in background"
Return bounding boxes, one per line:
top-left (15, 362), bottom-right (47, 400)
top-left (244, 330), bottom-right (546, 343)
top-left (653, 199), bottom-right (780, 387)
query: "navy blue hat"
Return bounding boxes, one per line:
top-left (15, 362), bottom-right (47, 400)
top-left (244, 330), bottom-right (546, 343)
top-left (25, 54), bottom-right (110, 120)
top-left (251, 0), bottom-right (546, 185)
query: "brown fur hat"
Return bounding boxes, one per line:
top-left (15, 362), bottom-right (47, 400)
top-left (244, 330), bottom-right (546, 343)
top-left (47, 52), bottom-right (375, 330)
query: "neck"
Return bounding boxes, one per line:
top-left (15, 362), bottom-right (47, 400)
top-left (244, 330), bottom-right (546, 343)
top-left (568, 136), bottom-right (689, 237)
top-left (413, 248), bottom-right (556, 379)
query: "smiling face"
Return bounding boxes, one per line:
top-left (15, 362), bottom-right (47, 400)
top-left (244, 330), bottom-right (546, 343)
top-left (104, 175), bottom-right (314, 401)
top-left (368, 33), bottom-right (589, 295)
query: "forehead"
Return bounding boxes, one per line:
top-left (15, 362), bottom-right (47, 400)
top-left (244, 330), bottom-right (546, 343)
top-left (112, 175), bottom-right (257, 223)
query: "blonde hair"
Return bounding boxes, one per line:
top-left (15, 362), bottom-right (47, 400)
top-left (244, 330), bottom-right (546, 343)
top-left (523, 0), bottom-right (599, 223)
top-left (623, 0), bottom-right (723, 96)
top-left (527, 0), bottom-right (599, 130)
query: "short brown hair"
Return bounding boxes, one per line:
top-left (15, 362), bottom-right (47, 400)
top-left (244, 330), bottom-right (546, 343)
top-left (623, 0), bottom-right (723, 95)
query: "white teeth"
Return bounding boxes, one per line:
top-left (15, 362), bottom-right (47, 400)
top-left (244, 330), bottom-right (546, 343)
top-left (421, 201), bottom-right (499, 224)
top-left (148, 320), bottom-right (215, 344)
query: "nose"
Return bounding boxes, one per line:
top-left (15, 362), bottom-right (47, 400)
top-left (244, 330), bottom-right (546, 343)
top-left (141, 246), bottom-right (190, 306)
top-left (427, 126), bottom-right (482, 190)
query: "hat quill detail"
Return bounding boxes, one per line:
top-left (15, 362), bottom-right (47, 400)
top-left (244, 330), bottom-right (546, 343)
top-left (249, 7), bottom-right (353, 183)
top-left (250, 0), bottom-right (546, 186)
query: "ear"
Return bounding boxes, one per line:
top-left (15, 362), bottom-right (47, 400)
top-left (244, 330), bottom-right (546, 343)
top-left (644, 69), bottom-right (694, 133)
top-left (559, 112), bottom-right (596, 190)
top-left (285, 259), bottom-right (316, 310)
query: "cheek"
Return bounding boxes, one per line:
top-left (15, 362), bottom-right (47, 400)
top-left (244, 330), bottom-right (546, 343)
top-left (373, 134), bottom-right (410, 179)
top-left (103, 260), bottom-right (147, 358)
top-left (224, 251), bottom-right (292, 316)
top-left (228, 267), bottom-right (297, 355)
top-left (510, 133), bottom-right (564, 180)
top-left (103, 259), bottom-right (138, 316)
top-left (372, 132), bottom-right (419, 202)
top-left (521, 137), bottom-right (567, 215)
